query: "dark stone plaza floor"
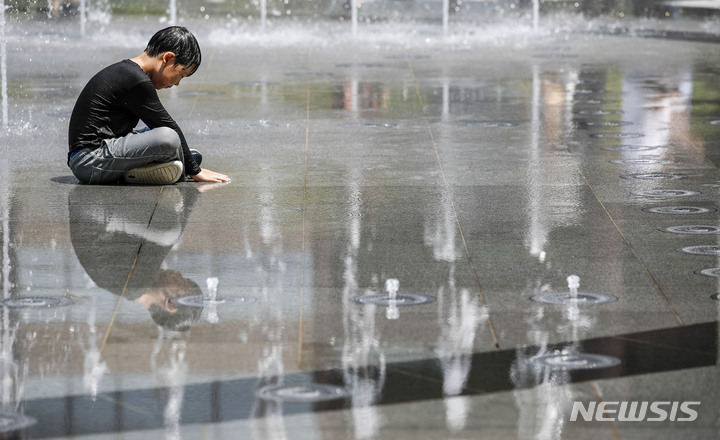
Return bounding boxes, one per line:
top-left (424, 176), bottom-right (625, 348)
top-left (1, 9), bottom-right (720, 439)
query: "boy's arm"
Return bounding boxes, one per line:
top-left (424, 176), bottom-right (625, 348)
top-left (125, 82), bottom-right (202, 176)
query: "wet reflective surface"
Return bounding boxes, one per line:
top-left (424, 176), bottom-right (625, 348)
top-left (1, 15), bottom-right (720, 440)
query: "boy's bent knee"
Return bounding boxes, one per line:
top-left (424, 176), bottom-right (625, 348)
top-left (152, 127), bottom-right (181, 150)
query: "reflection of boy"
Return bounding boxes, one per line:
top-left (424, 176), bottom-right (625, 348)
top-left (67, 26), bottom-right (230, 185)
top-left (68, 185), bottom-right (211, 331)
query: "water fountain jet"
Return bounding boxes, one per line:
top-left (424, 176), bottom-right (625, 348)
top-left (0, 0), bottom-right (7, 128)
top-left (442, 0), bottom-right (449, 34)
top-left (351, 0), bottom-right (358, 35)
top-left (260, 0), bottom-right (267, 31)
top-left (80, 0), bottom-right (86, 37)
top-left (169, 0), bottom-right (177, 25)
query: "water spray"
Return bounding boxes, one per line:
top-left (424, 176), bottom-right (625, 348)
top-left (1, 0), bottom-right (7, 128)
top-left (351, 0), bottom-right (358, 36)
top-left (80, 0), bottom-right (86, 37)
top-left (169, 0), bottom-right (177, 25)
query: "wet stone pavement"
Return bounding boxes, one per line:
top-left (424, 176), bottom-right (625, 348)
top-left (0, 15), bottom-right (720, 440)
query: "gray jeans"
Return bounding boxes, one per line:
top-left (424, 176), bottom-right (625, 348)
top-left (69, 126), bottom-right (183, 184)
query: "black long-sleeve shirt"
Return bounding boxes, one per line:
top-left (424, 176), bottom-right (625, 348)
top-left (68, 59), bottom-right (201, 176)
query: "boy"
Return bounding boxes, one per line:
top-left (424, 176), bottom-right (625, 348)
top-left (67, 26), bottom-right (230, 185)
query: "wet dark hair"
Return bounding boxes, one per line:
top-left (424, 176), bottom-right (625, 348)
top-left (145, 26), bottom-right (201, 76)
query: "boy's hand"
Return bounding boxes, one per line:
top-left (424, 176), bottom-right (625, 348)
top-left (190, 169), bottom-right (231, 183)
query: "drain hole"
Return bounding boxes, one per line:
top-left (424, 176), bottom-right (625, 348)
top-left (385, 55), bottom-right (431, 60)
top-left (231, 81), bottom-right (281, 87)
top-left (583, 121), bottom-right (633, 127)
top-left (284, 71), bottom-right (334, 77)
top-left (0, 296), bottom-right (75, 309)
top-left (335, 63), bottom-right (384, 68)
top-left (633, 189), bottom-right (700, 198)
top-left (532, 53), bottom-right (578, 59)
top-left (351, 293), bottom-right (436, 306)
top-left (660, 225), bottom-right (720, 235)
top-left (575, 109), bottom-right (623, 115)
top-left (643, 206), bottom-right (715, 215)
top-left (340, 122), bottom-right (397, 128)
top-left (178, 90), bottom-right (224, 96)
top-left (360, 122), bottom-right (397, 128)
top-left (530, 292), bottom-right (618, 305)
top-left (590, 132), bottom-right (644, 138)
top-left (464, 121), bottom-right (517, 128)
top-left (696, 268), bottom-right (720, 277)
top-left (610, 159), bottom-right (672, 165)
top-left (533, 353), bottom-right (621, 370)
top-left (677, 245), bottom-right (720, 256)
top-left (621, 173), bottom-right (687, 180)
top-left (256, 384), bottom-right (348, 403)
top-left (171, 295), bottom-right (256, 307)
top-left (574, 99), bottom-right (615, 105)
top-left (602, 145), bottom-right (660, 152)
